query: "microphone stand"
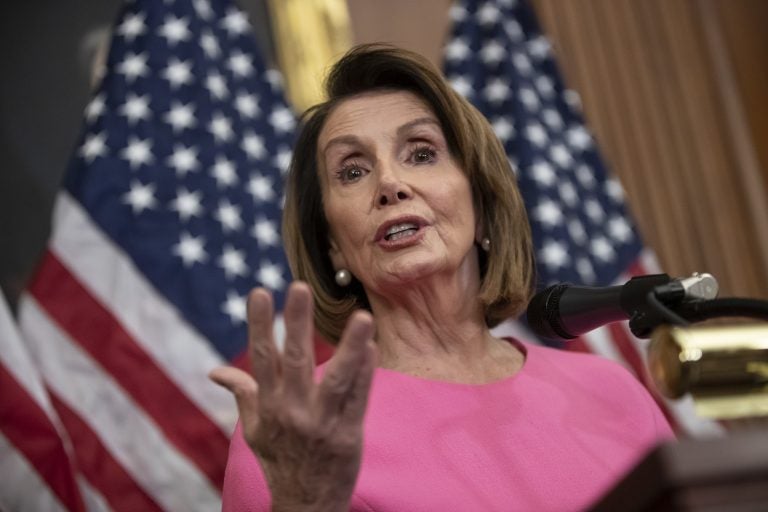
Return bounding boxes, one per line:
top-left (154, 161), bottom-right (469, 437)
top-left (641, 280), bottom-right (768, 420)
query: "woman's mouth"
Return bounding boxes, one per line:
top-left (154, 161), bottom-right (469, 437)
top-left (384, 222), bottom-right (420, 241)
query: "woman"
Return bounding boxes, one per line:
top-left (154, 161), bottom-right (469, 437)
top-left (211, 45), bottom-right (674, 511)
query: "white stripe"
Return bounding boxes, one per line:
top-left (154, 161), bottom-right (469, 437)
top-left (0, 432), bottom-right (68, 512)
top-left (19, 296), bottom-right (222, 512)
top-left (77, 476), bottom-right (113, 512)
top-left (50, 192), bottom-right (237, 433)
top-left (581, 326), bottom-right (625, 363)
top-left (0, 293), bottom-right (57, 419)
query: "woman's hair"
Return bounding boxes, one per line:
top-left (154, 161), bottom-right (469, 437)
top-left (282, 44), bottom-right (535, 343)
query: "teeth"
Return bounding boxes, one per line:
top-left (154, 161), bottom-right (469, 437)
top-left (384, 223), bottom-right (418, 241)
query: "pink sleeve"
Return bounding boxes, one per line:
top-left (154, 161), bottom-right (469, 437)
top-left (221, 422), bottom-right (272, 512)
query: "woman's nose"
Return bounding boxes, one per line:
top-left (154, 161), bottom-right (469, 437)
top-left (376, 167), bottom-right (412, 207)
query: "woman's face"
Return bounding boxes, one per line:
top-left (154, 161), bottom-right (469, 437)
top-left (317, 90), bottom-right (481, 294)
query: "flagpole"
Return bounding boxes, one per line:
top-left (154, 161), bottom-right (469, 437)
top-left (266, 0), bottom-right (353, 112)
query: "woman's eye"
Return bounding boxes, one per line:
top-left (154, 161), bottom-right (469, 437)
top-left (411, 146), bottom-right (436, 164)
top-left (336, 164), bottom-right (366, 183)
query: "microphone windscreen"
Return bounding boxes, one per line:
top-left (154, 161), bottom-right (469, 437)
top-left (526, 284), bottom-right (572, 340)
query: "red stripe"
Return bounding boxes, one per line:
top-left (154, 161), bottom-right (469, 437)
top-left (607, 324), bottom-right (680, 432)
top-left (0, 362), bottom-right (86, 512)
top-left (28, 250), bottom-right (228, 488)
top-left (50, 393), bottom-right (164, 512)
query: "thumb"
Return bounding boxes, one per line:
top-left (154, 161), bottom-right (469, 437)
top-left (209, 366), bottom-right (260, 432)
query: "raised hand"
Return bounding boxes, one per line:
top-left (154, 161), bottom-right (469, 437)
top-left (210, 282), bottom-right (377, 511)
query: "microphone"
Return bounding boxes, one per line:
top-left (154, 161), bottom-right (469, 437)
top-left (526, 273), bottom-right (718, 340)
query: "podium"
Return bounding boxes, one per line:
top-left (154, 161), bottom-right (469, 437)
top-left (590, 428), bottom-right (768, 511)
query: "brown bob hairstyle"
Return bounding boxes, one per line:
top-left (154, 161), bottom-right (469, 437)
top-left (282, 44), bottom-right (535, 344)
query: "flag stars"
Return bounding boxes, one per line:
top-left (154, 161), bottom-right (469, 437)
top-left (116, 12), bottom-right (147, 42)
top-left (542, 109), bottom-right (564, 131)
top-left (253, 218), bottom-right (279, 247)
top-left (119, 93), bottom-right (151, 124)
top-left (257, 261), bottom-right (285, 291)
top-left (540, 240), bottom-right (570, 270)
top-left (483, 79), bottom-right (510, 104)
top-left (79, 132), bottom-right (108, 162)
top-left (568, 219), bottom-right (588, 245)
top-left (247, 173), bottom-right (275, 203)
top-left (269, 107), bottom-right (295, 133)
top-left (530, 160), bottom-right (557, 187)
top-left (480, 40), bottom-right (506, 65)
top-left (518, 86), bottom-right (540, 110)
top-left (116, 52), bottom-right (149, 82)
top-left (159, 15), bottom-right (191, 46)
top-left (449, 4), bottom-right (468, 22)
top-left (273, 147), bottom-right (292, 174)
top-left (206, 72), bottom-right (229, 100)
top-left (525, 122), bottom-right (548, 147)
top-left (173, 232), bottom-right (207, 266)
top-left (585, 198), bottom-right (605, 222)
top-left (535, 75), bottom-right (555, 99)
top-left (235, 93), bottom-right (259, 118)
top-left (504, 19), bottom-right (524, 42)
top-left (222, 291), bottom-right (247, 323)
top-left (549, 143), bottom-right (573, 168)
top-left (533, 199), bottom-right (563, 227)
top-left (567, 125), bottom-right (592, 151)
top-left (215, 200), bottom-right (243, 232)
top-left (558, 181), bottom-right (578, 207)
top-left (241, 131), bottom-right (265, 160)
top-left (608, 216), bottom-right (633, 243)
top-left (218, 245), bottom-right (248, 279)
top-left (193, 0), bottom-right (214, 20)
top-left (512, 52), bottom-right (533, 75)
top-left (120, 137), bottom-right (154, 169)
top-left (211, 156), bottom-right (238, 187)
top-left (170, 188), bottom-right (203, 222)
top-left (576, 257), bottom-right (597, 284)
top-left (527, 35), bottom-right (552, 60)
top-left (448, 75), bottom-right (473, 98)
top-left (162, 58), bottom-right (193, 88)
top-left (591, 237), bottom-right (616, 262)
top-left (221, 8), bottom-right (250, 37)
top-left (444, 37), bottom-right (471, 62)
top-left (604, 178), bottom-right (625, 202)
top-left (576, 164), bottom-right (596, 188)
top-left (123, 180), bottom-right (157, 213)
top-left (166, 145), bottom-right (200, 176)
top-left (227, 51), bottom-right (253, 77)
top-left (164, 101), bottom-right (196, 132)
top-left (476, 3), bottom-right (500, 25)
top-left (200, 30), bottom-right (221, 59)
top-left (209, 113), bottom-right (234, 142)
top-left (492, 117), bottom-right (515, 142)
top-left (84, 93), bottom-right (106, 122)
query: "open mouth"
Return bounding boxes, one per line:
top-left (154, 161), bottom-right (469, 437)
top-left (384, 223), bottom-right (420, 241)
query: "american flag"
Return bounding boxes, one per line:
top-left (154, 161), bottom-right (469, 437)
top-left (1, 0), bottom-right (295, 509)
top-left (444, 0), bottom-right (722, 437)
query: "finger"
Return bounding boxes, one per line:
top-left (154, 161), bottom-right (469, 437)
top-left (247, 288), bottom-right (278, 395)
top-left (339, 339), bottom-right (377, 425)
top-left (281, 282), bottom-right (316, 404)
top-left (209, 366), bottom-right (260, 432)
top-left (317, 310), bottom-right (375, 421)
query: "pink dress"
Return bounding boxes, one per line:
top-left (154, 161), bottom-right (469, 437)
top-left (222, 339), bottom-right (674, 511)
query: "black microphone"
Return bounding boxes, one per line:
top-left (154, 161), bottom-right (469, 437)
top-left (526, 273), bottom-right (718, 340)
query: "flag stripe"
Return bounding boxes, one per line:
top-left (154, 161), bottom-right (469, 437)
top-left (27, 250), bottom-right (229, 489)
top-left (0, 432), bottom-right (70, 512)
top-left (49, 394), bottom-right (164, 512)
top-left (50, 192), bottom-right (236, 433)
top-left (19, 296), bottom-right (222, 511)
top-left (0, 365), bottom-right (85, 512)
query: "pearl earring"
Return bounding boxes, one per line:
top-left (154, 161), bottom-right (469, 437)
top-left (480, 237), bottom-right (491, 252)
top-left (335, 269), bottom-right (352, 287)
